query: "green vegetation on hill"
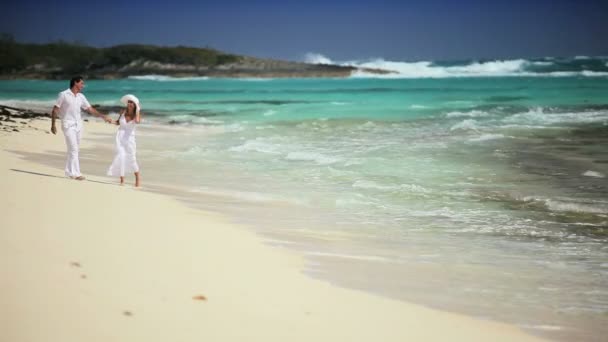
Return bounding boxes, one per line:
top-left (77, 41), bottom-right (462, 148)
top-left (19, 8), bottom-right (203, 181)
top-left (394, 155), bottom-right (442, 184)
top-left (0, 35), bottom-right (241, 78)
top-left (0, 35), bottom-right (376, 78)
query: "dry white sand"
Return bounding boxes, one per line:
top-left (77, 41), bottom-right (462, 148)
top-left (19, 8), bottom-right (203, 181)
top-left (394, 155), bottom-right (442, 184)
top-left (0, 118), bottom-right (550, 341)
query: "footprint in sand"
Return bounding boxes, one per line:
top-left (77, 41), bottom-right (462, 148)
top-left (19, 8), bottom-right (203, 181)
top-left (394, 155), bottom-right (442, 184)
top-left (192, 295), bottom-right (207, 301)
top-left (70, 262), bottom-right (87, 279)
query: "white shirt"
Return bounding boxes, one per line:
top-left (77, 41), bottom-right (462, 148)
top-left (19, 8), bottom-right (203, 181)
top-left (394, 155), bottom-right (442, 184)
top-left (54, 89), bottom-right (91, 128)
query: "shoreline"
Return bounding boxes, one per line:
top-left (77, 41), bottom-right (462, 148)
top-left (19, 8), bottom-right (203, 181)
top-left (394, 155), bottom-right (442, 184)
top-left (0, 113), bottom-right (552, 341)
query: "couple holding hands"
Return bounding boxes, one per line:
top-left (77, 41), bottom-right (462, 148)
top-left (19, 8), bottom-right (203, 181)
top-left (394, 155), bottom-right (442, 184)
top-left (51, 76), bottom-right (142, 187)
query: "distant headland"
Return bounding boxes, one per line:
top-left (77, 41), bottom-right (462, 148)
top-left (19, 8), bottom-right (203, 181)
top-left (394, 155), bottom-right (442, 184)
top-left (0, 37), bottom-right (392, 79)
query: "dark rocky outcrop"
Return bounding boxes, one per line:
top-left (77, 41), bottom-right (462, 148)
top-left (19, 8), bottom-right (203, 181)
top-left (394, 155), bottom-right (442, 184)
top-left (0, 104), bottom-right (50, 134)
top-left (0, 40), bottom-right (393, 79)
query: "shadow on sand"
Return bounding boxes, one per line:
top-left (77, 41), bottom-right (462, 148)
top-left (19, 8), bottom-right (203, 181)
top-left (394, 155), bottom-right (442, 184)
top-left (10, 168), bottom-right (116, 185)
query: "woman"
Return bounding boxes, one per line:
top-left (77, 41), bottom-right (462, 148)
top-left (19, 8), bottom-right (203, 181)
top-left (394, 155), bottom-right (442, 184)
top-left (107, 94), bottom-right (142, 187)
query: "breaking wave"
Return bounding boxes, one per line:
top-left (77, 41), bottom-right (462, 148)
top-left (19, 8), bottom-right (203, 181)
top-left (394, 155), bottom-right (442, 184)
top-left (303, 53), bottom-right (608, 78)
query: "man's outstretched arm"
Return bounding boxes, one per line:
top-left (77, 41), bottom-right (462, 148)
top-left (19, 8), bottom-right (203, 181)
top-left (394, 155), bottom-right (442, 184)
top-left (86, 106), bottom-right (112, 123)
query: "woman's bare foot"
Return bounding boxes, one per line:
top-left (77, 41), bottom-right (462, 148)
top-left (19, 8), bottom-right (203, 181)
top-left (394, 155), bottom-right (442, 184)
top-left (134, 172), bottom-right (140, 187)
top-left (120, 176), bottom-right (124, 185)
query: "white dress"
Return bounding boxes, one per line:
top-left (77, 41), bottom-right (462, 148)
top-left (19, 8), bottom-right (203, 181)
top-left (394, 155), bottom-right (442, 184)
top-left (107, 114), bottom-right (139, 176)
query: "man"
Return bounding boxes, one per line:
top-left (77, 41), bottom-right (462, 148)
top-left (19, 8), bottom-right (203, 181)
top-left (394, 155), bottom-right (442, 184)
top-left (51, 76), bottom-right (112, 180)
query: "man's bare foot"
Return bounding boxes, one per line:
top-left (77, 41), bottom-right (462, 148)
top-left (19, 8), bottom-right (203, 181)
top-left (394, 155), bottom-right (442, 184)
top-left (120, 176), bottom-right (124, 185)
top-left (71, 176), bottom-right (86, 181)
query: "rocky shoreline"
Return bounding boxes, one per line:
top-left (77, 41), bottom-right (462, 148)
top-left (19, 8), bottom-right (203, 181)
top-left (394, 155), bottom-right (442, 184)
top-left (0, 104), bottom-right (51, 134)
top-left (3, 59), bottom-right (393, 79)
top-left (0, 42), bottom-right (394, 79)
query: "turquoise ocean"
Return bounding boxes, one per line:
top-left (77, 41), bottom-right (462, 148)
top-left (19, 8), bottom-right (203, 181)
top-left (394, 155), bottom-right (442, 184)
top-left (2, 57), bottom-right (608, 341)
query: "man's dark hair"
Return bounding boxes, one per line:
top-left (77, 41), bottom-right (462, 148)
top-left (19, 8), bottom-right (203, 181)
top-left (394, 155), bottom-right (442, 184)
top-left (70, 76), bottom-right (84, 88)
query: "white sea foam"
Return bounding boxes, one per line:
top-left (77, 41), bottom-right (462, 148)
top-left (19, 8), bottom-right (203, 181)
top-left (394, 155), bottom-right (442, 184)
top-left (581, 70), bottom-right (608, 77)
top-left (548, 201), bottom-right (608, 214)
top-left (165, 114), bottom-right (192, 123)
top-left (519, 324), bottom-right (563, 331)
top-left (499, 124), bottom-right (552, 130)
top-left (349, 59), bottom-right (530, 78)
top-left (191, 187), bottom-right (306, 205)
top-left (223, 123), bottom-right (245, 133)
top-left (255, 125), bottom-right (275, 130)
top-left (303, 55), bottom-right (608, 78)
top-left (229, 140), bottom-right (282, 154)
top-left (450, 119), bottom-right (479, 131)
top-left (352, 180), bottom-right (398, 191)
top-left (357, 121), bottom-right (377, 130)
top-left (193, 117), bottom-right (225, 125)
top-left (128, 75), bottom-right (209, 81)
top-left (531, 61), bottom-right (554, 66)
top-left (526, 197), bottom-right (608, 215)
top-left (0, 99), bottom-right (55, 112)
top-left (445, 110), bottom-right (488, 118)
top-left (285, 151), bottom-right (340, 165)
top-left (408, 207), bottom-right (459, 218)
top-left (468, 134), bottom-right (505, 142)
top-left (165, 115), bottom-right (225, 127)
top-left (410, 104), bottom-right (428, 109)
top-left (177, 145), bottom-right (207, 157)
top-left (503, 107), bottom-right (608, 126)
top-left (98, 100), bottom-right (121, 106)
top-left (400, 184), bottom-right (431, 193)
top-left (304, 251), bottom-right (391, 262)
top-left (582, 171), bottom-right (605, 178)
top-left (343, 159), bottom-right (364, 166)
top-left (262, 238), bottom-right (296, 246)
top-left (335, 197), bottom-right (379, 208)
top-left (304, 52), bottom-right (333, 65)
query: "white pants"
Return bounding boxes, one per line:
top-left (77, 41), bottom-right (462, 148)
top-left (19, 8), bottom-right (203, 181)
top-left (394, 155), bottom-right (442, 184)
top-left (62, 124), bottom-right (82, 177)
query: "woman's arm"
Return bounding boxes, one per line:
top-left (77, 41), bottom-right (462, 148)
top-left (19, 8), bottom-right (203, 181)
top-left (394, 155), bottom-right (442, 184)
top-left (86, 106), bottom-right (112, 123)
top-left (135, 110), bottom-right (142, 124)
top-left (114, 110), bottom-right (125, 125)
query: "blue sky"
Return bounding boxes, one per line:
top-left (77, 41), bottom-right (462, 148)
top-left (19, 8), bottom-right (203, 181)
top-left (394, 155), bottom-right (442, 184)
top-left (2, 0), bottom-right (607, 62)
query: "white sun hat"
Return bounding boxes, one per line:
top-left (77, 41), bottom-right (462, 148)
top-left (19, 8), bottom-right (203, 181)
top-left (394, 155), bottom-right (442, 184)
top-left (120, 94), bottom-right (141, 114)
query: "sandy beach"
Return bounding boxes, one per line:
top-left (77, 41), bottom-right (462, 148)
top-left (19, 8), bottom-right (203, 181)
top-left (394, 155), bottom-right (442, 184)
top-left (0, 116), bottom-right (551, 342)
